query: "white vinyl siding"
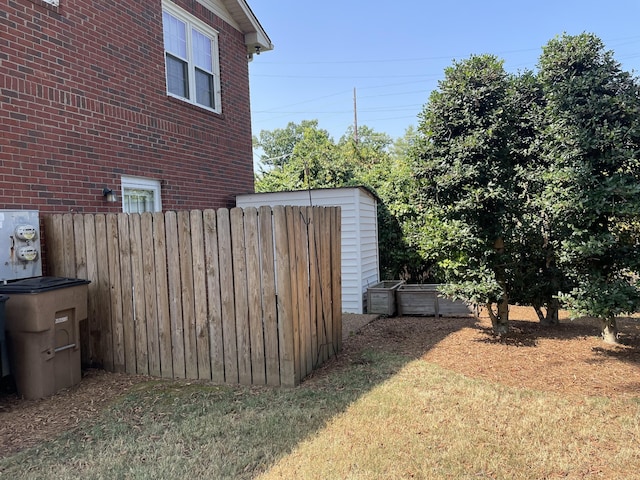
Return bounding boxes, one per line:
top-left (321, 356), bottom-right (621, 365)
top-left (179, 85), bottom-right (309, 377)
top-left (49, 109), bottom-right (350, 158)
top-left (236, 187), bottom-right (380, 314)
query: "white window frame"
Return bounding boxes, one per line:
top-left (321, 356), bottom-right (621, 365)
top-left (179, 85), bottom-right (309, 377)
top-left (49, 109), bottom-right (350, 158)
top-left (121, 176), bottom-right (163, 213)
top-left (162, 1), bottom-right (222, 114)
top-left (42, 0), bottom-right (59, 5)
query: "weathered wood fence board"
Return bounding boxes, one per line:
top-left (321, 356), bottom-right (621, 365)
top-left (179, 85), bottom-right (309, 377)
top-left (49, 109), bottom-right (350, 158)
top-left (42, 207), bottom-right (341, 387)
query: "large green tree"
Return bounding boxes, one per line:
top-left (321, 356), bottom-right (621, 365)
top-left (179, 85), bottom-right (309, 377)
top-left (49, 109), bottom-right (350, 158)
top-left (413, 34), bottom-right (640, 341)
top-left (506, 70), bottom-right (572, 325)
top-left (538, 33), bottom-right (640, 343)
top-left (412, 54), bottom-right (521, 334)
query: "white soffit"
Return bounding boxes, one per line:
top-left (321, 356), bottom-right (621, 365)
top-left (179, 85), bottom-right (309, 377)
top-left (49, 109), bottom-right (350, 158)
top-left (196, 0), bottom-right (273, 54)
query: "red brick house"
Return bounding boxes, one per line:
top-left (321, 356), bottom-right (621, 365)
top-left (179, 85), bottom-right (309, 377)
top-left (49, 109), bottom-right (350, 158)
top-left (0, 0), bottom-right (272, 213)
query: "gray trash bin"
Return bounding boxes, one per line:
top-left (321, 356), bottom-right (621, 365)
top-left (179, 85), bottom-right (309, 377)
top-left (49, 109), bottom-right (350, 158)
top-left (0, 277), bottom-right (90, 399)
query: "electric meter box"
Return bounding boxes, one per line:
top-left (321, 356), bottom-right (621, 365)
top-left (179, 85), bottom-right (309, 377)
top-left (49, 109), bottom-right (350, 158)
top-left (0, 210), bottom-right (42, 281)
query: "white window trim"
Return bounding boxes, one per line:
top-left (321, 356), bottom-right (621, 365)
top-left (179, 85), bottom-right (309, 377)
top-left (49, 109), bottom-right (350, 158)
top-left (162, 1), bottom-right (222, 114)
top-left (121, 176), bottom-right (163, 213)
top-left (43, 0), bottom-right (59, 5)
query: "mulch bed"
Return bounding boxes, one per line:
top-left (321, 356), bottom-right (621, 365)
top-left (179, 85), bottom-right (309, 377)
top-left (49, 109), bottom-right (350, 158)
top-left (347, 306), bottom-right (640, 398)
top-left (1, 306), bottom-right (639, 457)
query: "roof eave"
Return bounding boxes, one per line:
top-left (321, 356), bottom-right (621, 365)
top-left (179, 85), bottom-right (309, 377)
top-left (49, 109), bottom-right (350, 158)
top-left (223, 0), bottom-right (274, 56)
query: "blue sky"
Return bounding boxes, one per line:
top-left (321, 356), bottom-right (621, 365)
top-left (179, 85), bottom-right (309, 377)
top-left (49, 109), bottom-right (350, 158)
top-left (247, 1), bottom-right (640, 146)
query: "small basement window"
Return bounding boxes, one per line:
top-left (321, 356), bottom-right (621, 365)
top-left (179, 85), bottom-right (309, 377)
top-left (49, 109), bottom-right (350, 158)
top-left (121, 177), bottom-right (162, 213)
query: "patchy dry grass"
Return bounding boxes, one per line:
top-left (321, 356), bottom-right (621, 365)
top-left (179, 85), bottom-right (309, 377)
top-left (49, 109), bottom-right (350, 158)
top-left (259, 358), bottom-right (640, 479)
top-left (1, 312), bottom-right (640, 479)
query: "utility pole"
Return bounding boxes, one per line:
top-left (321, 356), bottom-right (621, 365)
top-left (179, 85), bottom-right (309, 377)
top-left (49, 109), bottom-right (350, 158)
top-left (353, 87), bottom-right (358, 144)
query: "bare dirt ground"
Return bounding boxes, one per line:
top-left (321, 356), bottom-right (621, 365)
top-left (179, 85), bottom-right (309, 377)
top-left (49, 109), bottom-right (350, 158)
top-left (1, 306), bottom-right (639, 457)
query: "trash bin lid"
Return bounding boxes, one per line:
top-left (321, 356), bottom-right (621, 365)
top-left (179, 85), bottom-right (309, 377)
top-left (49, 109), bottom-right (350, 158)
top-left (0, 276), bottom-right (90, 293)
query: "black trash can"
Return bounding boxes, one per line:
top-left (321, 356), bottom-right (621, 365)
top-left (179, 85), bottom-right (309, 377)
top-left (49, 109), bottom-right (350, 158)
top-left (0, 277), bottom-right (90, 399)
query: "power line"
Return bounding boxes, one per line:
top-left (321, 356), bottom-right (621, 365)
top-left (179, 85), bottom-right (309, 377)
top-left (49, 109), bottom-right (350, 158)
top-left (251, 35), bottom-right (640, 67)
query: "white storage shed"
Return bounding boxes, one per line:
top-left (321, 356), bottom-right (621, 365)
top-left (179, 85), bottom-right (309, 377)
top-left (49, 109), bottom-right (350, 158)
top-left (236, 187), bottom-right (380, 314)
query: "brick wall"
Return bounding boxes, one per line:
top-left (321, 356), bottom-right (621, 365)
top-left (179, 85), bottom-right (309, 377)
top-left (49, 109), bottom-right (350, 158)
top-left (0, 0), bottom-right (255, 213)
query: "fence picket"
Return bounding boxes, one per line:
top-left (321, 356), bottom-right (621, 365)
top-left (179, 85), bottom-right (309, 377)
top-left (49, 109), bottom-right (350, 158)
top-left (294, 207), bottom-right (312, 378)
top-left (259, 206), bottom-right (280, 386)
top-left (106, 214), bottom-right (125, 372)
top-left (203, 209), bottom-right (224, 383)
top-left (273, 206), bottom-right (296, 386)
top-left (129, 214), bottom-right (149, 375)
top-left (307, 207), bottom-right (319, 368)
top-left (285, 206), bottom-right (301, 384)
top-left (165, 211), bottom-right (186, 378)
top-left (190, 210), bottom-right (211, 380)
top-left (217, 209), bottom-right (238, 383)
top-left (152, 212), bottom-right (173, 378)
top-left (231, 208), bottom-right (252, 385)
top-left (73, 215), bottom-right (90, 366)
top-left (243, 207), bottom-right (266, 385)
top-left (178, 211), bottom-right (198, 379)
top-left (117, 214), bottom-right (136, 374)
top-left (82, 214), bottom-right (100, 366)
top-left (94, 215), bottom-right (113, 371)
top-left (331, 208), bottom-right (343, 351)
top-left (319, 208), bottom-right (333, 363)
top-left (141, 212), bottom-right (161, 377)
top-left (62, 214), bottom-right (75, 277)
top-left (42, 215), bottom-right (63, 277)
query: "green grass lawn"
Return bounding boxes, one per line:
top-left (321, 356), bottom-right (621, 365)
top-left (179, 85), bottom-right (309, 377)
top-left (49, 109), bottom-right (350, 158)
top-left (1, 347), bottom-right (638, 479)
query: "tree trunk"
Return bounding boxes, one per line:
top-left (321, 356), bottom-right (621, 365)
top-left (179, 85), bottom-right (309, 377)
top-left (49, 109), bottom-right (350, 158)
top-left (489, 237), bottom-right (509, 335)
top-left (486, 297), bottom-right (509, 336)
top-left (545, 300), bottom-right (560, 325)
top-left (538, 299), bottom-right (560, 326)
top-left (600, 316), bottom-right (618, 344)
top-left (533, 304), bottom-right (545, 323)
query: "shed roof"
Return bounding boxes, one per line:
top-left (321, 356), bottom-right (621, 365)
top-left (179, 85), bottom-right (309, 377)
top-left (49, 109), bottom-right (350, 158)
top-left (237, 186), bottom-right (380, 203)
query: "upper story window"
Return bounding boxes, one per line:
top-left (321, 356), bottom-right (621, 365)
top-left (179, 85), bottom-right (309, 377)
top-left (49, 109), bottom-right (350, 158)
top-left (162, 2), bottom-right (221, 113)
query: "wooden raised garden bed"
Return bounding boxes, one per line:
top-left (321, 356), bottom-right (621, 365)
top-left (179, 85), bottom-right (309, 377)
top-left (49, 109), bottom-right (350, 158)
top-left (397, 284), bottom-right (473, 317)
top-left (366, 280), bottom-right (404, 315)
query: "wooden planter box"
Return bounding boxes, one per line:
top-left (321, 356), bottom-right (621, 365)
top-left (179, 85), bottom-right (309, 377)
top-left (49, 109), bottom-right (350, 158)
top-left (397, 284), bottom-right (473, 317)
top-left (367, 280), bottom-right (404, 315)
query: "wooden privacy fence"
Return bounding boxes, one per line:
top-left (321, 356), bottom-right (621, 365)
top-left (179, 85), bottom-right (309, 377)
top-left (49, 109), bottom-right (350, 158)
top-left (42, 206), bottom-right (342, 387)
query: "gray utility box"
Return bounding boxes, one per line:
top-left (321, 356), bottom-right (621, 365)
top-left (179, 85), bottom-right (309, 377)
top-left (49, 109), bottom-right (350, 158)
top-left (0, 277), bottom-right (90, 399)
top-left (0, 210), bottom-right (42, 281)
top-left (367, 280), bottom-right (404, 315)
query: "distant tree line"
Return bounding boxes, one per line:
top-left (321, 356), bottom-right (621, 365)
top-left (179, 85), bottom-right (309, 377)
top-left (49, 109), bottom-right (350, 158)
top-left (254, 120), bottom-right (433, 283)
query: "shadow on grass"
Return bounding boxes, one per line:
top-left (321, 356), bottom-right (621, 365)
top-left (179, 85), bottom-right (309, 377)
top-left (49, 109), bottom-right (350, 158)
top-left (0, 315), bottom-right (478, 479)
top-left (5, 311), bottom-right (638, 478)
top-left (287, 315), bottom-right (481, 408)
